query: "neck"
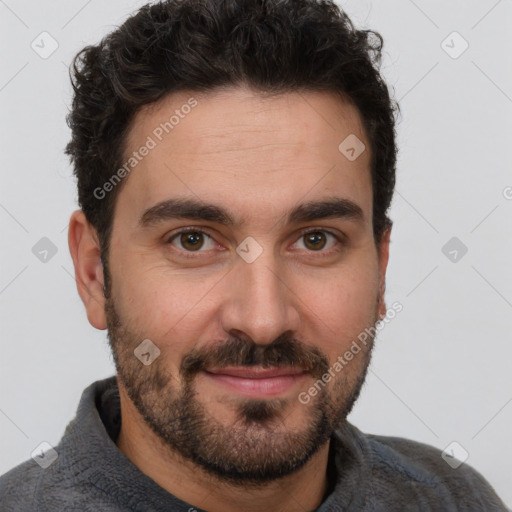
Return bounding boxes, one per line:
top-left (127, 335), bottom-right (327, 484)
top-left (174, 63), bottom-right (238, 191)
top-left (115, 384), bottom-right (332, 512)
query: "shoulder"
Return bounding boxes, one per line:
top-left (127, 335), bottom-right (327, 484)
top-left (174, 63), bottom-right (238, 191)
top-left (367, 431), bottom-right (490, 487)
top-left (0, 458), bottom-right (42, 511)
top-left (336, 423), bottom-right (509, 511)
top-left (0, 453), bottom-right (119, 512)
top-left (0, 376), bottom-right (120, 512)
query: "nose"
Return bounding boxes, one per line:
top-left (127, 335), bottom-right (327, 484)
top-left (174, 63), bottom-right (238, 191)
top-left (219, 246), bottom-right (301, 345)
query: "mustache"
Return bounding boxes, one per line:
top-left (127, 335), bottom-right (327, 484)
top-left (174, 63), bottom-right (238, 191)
top-left (179, 333), bottom-right (330, 380)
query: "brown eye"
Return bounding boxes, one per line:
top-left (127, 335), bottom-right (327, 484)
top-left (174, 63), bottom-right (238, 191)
top-left (303, 231), bottom-right (327, 251)
top-left (180, 231), bottom-right (204, 251)
top-left (167, 229), bottom-right (216, 253)
top-left (294, 230), bottom-right (339, 253)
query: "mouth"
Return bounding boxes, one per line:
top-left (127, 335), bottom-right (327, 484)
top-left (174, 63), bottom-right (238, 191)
top-left (202, 366), bottom-right (309, 398)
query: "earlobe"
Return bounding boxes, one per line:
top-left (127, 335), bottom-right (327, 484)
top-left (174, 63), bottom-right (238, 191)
top-left (68, 210), bottom-right (107, 330)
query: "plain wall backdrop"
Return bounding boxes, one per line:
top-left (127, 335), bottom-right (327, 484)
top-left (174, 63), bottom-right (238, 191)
top-left (1, 0), bottom-right (511, 506)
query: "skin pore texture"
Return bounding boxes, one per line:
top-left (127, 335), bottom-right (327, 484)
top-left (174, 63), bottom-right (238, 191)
top-left (68, 85), bottom-right (391, 512)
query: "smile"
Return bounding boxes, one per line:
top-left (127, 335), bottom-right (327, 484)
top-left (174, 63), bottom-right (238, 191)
top-left (202, 366), bottom-right (309, 398)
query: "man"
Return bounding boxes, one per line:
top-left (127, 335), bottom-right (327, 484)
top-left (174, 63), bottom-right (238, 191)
top-left (0, 0), bottom-right (508, 510)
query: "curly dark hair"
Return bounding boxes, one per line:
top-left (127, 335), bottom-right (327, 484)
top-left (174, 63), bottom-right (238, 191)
top-left (65, 0), bottom-right (399, 267)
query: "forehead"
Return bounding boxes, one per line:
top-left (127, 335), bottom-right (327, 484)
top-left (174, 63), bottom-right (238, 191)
top-left (118, 86), bottom-right (372, 230)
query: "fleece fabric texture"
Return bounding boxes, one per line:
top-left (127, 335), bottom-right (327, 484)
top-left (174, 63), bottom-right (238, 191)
top-left (0, 375), bottom-right (508, 511)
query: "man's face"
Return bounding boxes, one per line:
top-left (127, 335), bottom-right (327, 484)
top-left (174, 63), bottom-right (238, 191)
top-left (102, 85), bottom-right (389, 484)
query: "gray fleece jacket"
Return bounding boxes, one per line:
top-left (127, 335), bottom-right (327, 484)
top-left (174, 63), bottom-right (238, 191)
top-left (0, 375), bottom-right (508, 511)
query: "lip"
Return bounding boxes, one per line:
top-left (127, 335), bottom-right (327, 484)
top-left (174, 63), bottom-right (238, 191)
top-left (202, 366), bottom-right (308, 398)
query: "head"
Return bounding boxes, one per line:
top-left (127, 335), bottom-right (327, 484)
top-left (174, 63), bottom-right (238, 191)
top-left (67, 0), bottom-right (399, 486)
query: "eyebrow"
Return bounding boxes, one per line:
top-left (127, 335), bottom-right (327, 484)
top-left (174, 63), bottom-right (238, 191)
top-left (139, 196), bottom-right (365, 229)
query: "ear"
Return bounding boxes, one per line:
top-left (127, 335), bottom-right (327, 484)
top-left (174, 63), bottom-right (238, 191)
top-left (68, 210), bottom-right (107, 330)
top-left (376, 225), bottom-right (391, 320)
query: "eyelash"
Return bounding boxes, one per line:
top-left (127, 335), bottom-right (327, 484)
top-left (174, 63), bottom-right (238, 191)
top-left (165, 226), bottom-right (344, 259)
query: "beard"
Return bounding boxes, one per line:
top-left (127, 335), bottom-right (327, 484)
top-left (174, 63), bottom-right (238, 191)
top-left (105, 290), bottom-right (378, 487)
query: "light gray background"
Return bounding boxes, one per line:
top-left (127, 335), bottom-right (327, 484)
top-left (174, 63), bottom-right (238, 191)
top-left (1, 0), bottom-right (511, 505)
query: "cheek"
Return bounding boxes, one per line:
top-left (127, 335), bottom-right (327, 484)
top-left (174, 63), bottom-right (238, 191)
top-left (112, 260), bottom-right (220, 347)
top-left (296, 262), bottom-right (379, 356)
